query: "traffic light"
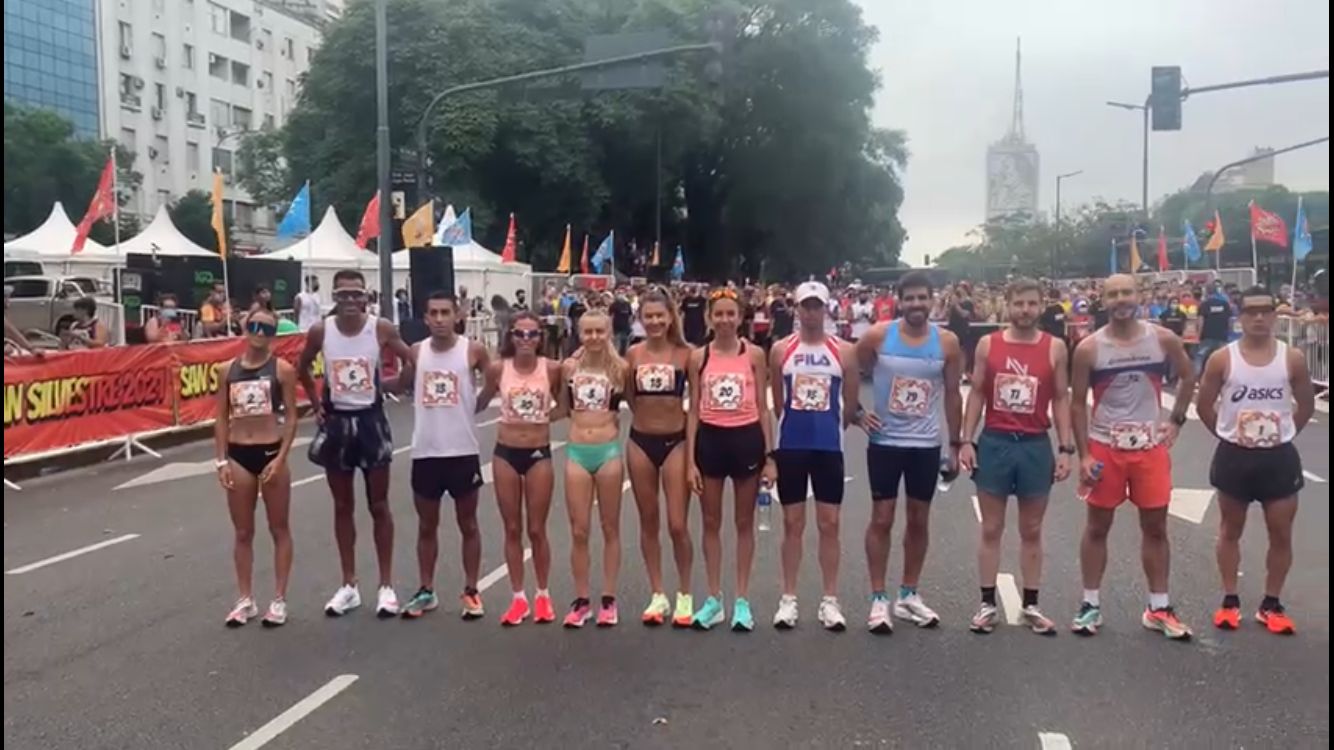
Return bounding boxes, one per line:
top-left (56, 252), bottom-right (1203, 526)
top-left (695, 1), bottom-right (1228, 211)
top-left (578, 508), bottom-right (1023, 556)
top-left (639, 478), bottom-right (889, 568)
top-left (1150, 66), bottom-right (1182, 131)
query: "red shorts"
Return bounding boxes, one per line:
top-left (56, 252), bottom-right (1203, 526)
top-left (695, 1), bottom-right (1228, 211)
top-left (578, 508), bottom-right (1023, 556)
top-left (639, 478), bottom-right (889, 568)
top-left (1085, 441), bottom-right (1172, 510)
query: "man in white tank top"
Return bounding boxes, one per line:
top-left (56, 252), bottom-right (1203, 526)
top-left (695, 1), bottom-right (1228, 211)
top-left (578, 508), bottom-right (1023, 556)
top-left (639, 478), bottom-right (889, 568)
top-left (1197, 286), bottom-right (1316, 635)
top-left (297, 269), bottom-right (417, 618)
top-left (400, 291), bottom-right (496, 620)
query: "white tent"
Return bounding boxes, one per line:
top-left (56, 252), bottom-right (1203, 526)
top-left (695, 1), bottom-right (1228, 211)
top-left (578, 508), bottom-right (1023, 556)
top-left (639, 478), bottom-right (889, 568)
top-left (4, 202), bottom-right (111, 256)
top-left (264, 206), bottom-right (374, 265)
top-left (117, 205), bottom-right (217, 257)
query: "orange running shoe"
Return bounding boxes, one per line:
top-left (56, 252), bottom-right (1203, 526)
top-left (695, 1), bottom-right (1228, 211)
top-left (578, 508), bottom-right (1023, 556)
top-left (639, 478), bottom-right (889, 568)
top-left (1256, 608), bottom-right (1296, 635)
top-left (1212, 606), bottom-right (1241, 630)
top-left (460, 591), bottom-right (484, 621)
top-left (500, 595), bottom-right (529, 627)
top-left (533, 592), bottom-right (556, 624)
top-left (1141, 607), bottom-right (1193, 640)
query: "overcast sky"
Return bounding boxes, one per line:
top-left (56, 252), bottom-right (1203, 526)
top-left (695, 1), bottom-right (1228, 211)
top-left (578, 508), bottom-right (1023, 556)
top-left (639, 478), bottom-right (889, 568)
top-left (856, 0), bottom-right (1330, 265)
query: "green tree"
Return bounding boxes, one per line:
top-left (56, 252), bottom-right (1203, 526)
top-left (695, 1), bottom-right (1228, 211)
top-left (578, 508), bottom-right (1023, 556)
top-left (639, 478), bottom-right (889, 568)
top-left (236, 126), bottom-right (291, 206)
top-left (169, 190), bottom-right (232, 254)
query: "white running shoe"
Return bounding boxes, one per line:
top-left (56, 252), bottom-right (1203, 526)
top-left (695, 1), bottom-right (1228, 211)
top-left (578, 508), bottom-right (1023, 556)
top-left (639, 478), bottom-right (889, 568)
top-left (867, 595), bottom-right (893, 634)
top-left (970, 603), bottom-right (1000, 634)
top-left (1022, 604), bottom-right (1057, 636)
top-left (376, 586), bottom-right (400, 618)
top-left (773, 595), bottom-right (799, 629)
top-left (225, 597), bottom-right (258, 628)
top-left (818, 596), bottom-right (847, 632)
top-left (893, 593), bottom-right (941, 628)
top-left (324, 584), bottom-right (361, 617)
top-left (262, 599), bottom-right (288, 628)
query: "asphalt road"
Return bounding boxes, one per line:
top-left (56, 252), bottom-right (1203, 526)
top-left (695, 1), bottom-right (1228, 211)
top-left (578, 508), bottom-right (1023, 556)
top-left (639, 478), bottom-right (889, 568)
top-left (4, 391), bottom-right (1330, 750)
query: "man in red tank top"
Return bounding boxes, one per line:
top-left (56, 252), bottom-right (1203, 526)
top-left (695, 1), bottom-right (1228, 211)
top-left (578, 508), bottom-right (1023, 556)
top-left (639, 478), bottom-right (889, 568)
top-left (957, 278), bottom-right (1074, 635)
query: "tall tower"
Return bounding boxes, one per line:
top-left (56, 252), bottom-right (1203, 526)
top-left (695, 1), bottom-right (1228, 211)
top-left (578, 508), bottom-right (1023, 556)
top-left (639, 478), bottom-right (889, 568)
top-left (986, 38), bottom-right (1040, 221)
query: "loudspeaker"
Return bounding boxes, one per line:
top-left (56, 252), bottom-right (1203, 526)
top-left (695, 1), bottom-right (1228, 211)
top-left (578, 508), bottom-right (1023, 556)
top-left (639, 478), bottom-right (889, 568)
top-left (407, 246), bottom-right (455, 320)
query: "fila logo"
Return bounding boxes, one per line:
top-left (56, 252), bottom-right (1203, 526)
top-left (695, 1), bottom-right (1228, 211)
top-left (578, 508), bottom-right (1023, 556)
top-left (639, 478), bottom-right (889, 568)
top-left (794, 353), bottom-right (833, 367)
top-left (1004, 357), bottom-right (1029, 376)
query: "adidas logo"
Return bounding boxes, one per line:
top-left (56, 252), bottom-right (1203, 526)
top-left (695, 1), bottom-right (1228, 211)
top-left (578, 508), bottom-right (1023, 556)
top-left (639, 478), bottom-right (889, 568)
top-left (531, 450), bottom-right (543, 459)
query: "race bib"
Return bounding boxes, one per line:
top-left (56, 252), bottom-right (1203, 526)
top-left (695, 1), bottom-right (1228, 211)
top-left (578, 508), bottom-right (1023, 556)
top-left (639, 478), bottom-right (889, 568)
top-left (1236, 410), bottom-right (1282, 448)
top-left (1110, 421), bottom-right (1156, 451)
top-left (790, 373), bottom-right (832, 412)
top-left (330, 357), bottom-right (374, 396)
top-left (704, 373), bottom-right (745, 411)
top-left (993, 373), bottom-right (1038, 414)
top-left (503, 386), bottom-right (548, 423)
top-left (230, 378), bottom-right (273, 418)
top-left (887, 376), bottom-right (932, 417)
top-left (636, 364), bottom-right (675, 394)
top-left (571, 373), bottom-right (612, 411)
top-left (421, 371), bottom-right (460, 408)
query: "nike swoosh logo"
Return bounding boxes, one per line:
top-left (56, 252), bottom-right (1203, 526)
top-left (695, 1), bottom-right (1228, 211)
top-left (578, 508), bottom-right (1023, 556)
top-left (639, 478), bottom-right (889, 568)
top-left (264, 450), bottom-right (279, 457)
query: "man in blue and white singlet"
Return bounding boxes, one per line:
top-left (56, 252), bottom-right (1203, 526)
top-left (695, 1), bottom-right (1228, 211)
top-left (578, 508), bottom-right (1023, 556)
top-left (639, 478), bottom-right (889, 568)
top-left (855, 271), bottom-right (964, 634)
top-left (768, 281), bottom-right (860, 632)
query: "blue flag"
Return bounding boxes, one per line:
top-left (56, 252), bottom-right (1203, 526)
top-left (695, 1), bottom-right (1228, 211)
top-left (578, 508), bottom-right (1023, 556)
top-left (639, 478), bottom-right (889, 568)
top-left (440, 208), bottom-right (472, 246)
top-left (1109, 238), bottom-right (1118, 274)
top-left (1293, 196), bottom-right (1313, 261)
top-left (275, 181), bottom-right (311, 240)
top-left (591, 230), bottom-right (614, 273)
top-left (1182, 220), bottom-right (1202, 264)
top-left (671, 246), bottom-right (685, 280)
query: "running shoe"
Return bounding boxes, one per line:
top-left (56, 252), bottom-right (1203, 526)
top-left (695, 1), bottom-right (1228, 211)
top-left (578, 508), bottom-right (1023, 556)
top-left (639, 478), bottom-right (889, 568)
top-left (564, 600), bottom-right (592, 628)
top-left (1256, 607), bottom-right (1296, 635)
top-left (1212, 606), bottom-right (1242, 630)
top-left (692, 595), bottom-right (726, 630)
top-left (1071, 602), bottom-right (1102, 636)
top-left (641, 593), bottom-right (670, 626)
top-left (818, 596), bottom-right (847, 632)
top-left (324, 584), bottom-right (361, 617)
top-left (773, 595), bottom-right (799, 630)
top-left (401, 588), bottom-right (439, 619)
top-left (867, 594), bottom-right (894, 634)
top-left (893, 593), bottom-right (941, 628)
top-left (501, 595), bottom-right (530, 627)
top-left (597, 600), bottom-right (619, 628)
top-left (970, 603), bottom-right (1001, 634)
top-left (672, 593), bottom-right (694, 628)
top-left (225, 597), bottom-right (258, 628)
top-left (1022, 604), bottom-right (1057, 636)
top-left (731, 597), bottom-right (755, 632)
top-left (261, 599), bottom-right (287, 628)
top-left (1141, 607), bottom-right (1193, 640)
top-left (460, 591), bottom-right (485, 620)
top-left (376, 586), bottom-right (400, 618)
top-left (533, 593), bottom-right (556, 624)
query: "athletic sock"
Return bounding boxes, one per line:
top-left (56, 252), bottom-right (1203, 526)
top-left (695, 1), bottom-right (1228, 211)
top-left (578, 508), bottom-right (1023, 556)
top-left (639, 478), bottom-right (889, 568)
top-left (980, 587), bottom-right (997, 606)
top-left (1149, 592), bottom-right (1170, 610)
top-left (1082, 589), bottom-right (1100, 607)
top-left (1222, 593), bottom-right (1241, 609)
top-left (1022, 588), bottom-right (1039, 608)
top-left (536, 588), bottom-right (550, 599)
top-left (512, 590), bottom-right (527, 601)
top-left (601, 595), bottom-right (616, 608)
top-left (898, 585), bottom-right (917, 600)
top-left (1259, 595), bottom-right (1281, 612)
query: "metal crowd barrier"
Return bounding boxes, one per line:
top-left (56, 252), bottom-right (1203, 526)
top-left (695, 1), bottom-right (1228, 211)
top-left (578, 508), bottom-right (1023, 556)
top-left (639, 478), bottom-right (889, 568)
top-left (138, 304), bottom-right (201, 338)
top-left (1277, 317), bottom-right (1329, 391)
top-left (94, 300), bottom-right (125, 346)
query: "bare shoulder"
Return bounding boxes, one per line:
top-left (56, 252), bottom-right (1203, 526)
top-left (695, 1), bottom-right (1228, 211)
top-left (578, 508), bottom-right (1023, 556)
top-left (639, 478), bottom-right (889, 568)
top-left (1154, 324), bottom-right (1183, 349)
top-left (688, 346), bottom-right (705, 369)
top-left (938, 326), bottom-right (961, 349)
top-left (305, 320), bottom-right (326, 342)
top-left (375, 317), bottom-right (399, 340)
top-left (486, 359), bottom-right (504, 379)
top-left (275, 357), bottom-right (297, 378)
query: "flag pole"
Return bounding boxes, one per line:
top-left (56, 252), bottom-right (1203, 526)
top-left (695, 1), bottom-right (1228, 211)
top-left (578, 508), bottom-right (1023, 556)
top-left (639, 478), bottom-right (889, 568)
top-left (306, 180), bottom-right (314, 260)
top-left (111, 147), bottom-right (122, 255)
top-left (1290, 196), bottom-right (1302, 294)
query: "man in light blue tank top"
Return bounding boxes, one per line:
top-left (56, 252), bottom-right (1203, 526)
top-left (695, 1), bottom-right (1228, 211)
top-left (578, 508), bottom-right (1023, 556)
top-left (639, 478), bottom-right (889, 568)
top-left (854, 272), bottom-right (964, 633)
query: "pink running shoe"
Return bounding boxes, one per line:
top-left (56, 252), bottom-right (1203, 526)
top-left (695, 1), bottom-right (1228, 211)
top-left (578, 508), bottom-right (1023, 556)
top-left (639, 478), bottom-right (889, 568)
top-left (597, 600), bottom-right (619, 628)
top-left (563, 600), bottom-right (592, 628)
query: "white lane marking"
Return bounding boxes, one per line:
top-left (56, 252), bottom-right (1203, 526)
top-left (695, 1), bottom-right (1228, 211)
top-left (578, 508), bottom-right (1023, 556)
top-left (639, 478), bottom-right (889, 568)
top-left (477, 417), bottom-right (501, 427)
top-left (1159, 392), bottom-right (1199, 421)
top-left (291, 441), bottom-right (567, 489)
top-left (971, 495), bottom-right (982, 524)
top-left (116, 439), bottom-right (315, 490)
top-left (1168, 488), bottom-right (1214, 524)
top-left (6, 533), bottom-right (141, 575)
top-left (477, 548), bottom-right (532, 592)
top-left (228, 674), bottom-right (359, 750)
top-left (1038, 732), bottom-right (1073, 750)
top-left (1315, 399), bottom-right (1329, 414)
top-left (1302, 470), bottom-right (1326, 484)
top-left (996, 573), bottom-right (1022, 625)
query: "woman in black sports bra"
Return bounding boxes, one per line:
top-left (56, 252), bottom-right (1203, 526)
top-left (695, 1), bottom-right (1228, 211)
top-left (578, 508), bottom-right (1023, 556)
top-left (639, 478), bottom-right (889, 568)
top-left (624, 289), bottom-right (696, 627)
top-left (214, 308), bottom-right (299, 628)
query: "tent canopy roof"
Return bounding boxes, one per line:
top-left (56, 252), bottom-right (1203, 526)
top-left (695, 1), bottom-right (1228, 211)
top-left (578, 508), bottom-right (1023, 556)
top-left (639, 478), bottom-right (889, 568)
top-left (117, 205), bottom-right (216, 257)
top-left (4, 202), bottom-right (112, 257)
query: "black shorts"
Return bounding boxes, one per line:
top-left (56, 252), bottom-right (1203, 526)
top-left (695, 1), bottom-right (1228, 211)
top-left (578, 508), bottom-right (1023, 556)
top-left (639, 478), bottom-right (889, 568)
top-left (412, 455), bottom-right (484, 501)
top-left (867, 443), bottom-right (941, 502)
top-left (309, 407), bottom-right (394, 473)
top-left (228, 441), bottom-right (281, 477)
top-left (694, 422), bottom-right (765, 480)
top-left (774, 449), bottom-right (845, 505)
top-left (494, 443), bottom-right (553, 476)
top-left (1210, 440), bottom-right (1304, 503)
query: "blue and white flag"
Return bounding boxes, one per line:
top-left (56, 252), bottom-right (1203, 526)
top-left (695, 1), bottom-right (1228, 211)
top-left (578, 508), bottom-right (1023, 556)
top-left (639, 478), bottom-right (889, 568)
top-left (1182, 220), bottom-right (1202, 264)
top-left (275, 181), bottom-right (311, 240)
top-left (671, 246), bottom-right (685, 280)
top-left (591, 230), bottom-right (614, 273)
top-left (440, 207), bottom-right (473, 246)
top-left (1293, 196), bottom-right (1313, 261)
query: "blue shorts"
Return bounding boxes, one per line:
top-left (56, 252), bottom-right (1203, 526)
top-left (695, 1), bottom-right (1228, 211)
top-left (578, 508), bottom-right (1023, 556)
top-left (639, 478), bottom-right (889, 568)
top-left (972, 429), bottom-right (1053, 499)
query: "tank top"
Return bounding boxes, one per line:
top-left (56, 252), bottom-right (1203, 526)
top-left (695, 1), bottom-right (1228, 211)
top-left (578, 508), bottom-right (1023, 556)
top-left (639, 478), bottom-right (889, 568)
top-left (322, 316), bottom-right (381, 411)
top-left (499, 358), bottom-right (552, 425)
top-left (411, 337), bottom-right (479, 458)
top-left (871, 321), bottom-right (945, 448)
top-left (777, 335), bottom-right (844, 452)
top-left (296, 291), bottom-right (323, 331)
top-left (1089, 323), bottom-right (1166, 449)
top-left (699, 341), bottom-right (759, 428)
top-left (983, 331), bottom-right (1054, 434)
top-left (1215, 341), bottom-right (1296, 448)
top-left (568, 369), bottom-right (620, 412)
top-left (227, 356), bottom-right (283, 420)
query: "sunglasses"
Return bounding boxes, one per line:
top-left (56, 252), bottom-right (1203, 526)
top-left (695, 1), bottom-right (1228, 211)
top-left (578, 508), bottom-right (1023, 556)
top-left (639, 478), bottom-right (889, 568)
top-left (510, 329), bottom-right (542, 341)
top-left (246, 319), bottom-right (278, 337)
top-left (333, 290), bottom-right (367, 302)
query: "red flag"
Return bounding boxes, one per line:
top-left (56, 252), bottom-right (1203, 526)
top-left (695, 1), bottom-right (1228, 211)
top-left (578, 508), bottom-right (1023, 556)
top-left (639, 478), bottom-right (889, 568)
top-left (1249, 202), bottom-right (1288, 248)
top-left (500, 213), bottom-right (517, 263)
top-left (73, 155), bottom-right (116, 253)
top-left (1156, 225), bottom-right (1169, 272)
top-left (579, 234), bottom-right (590, 274)
top-left (354, 192), bottom-right (380, 249)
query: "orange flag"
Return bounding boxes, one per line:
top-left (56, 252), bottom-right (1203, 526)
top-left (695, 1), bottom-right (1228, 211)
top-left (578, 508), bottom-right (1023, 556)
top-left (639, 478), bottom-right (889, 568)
top-left (1129, 233), bottom-right (1142, 273)
top-left (555, 224), bottom-right (572, 273)
top-left (500, 213), bottom-right (518, 263)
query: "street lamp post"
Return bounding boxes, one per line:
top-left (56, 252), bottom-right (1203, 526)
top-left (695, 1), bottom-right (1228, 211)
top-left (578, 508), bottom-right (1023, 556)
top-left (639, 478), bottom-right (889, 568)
top-left (374, 0), bottom-right (392, 304)
top-left (1106, 99), bottom-right (1150, 216)
top-left (1053, 169), bottom-right (1083, 278)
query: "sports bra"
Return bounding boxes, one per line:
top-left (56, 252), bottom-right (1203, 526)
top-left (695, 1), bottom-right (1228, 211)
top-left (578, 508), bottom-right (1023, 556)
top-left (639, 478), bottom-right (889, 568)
top-left (566, 370), bottom-right (623, 412)
top-left (631, 362), bottom-right (687, 398)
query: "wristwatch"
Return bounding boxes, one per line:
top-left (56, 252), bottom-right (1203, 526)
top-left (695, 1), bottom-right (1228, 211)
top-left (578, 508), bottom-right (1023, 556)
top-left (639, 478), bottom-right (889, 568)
top-left (1058, 445), bottom-right (1077, 455)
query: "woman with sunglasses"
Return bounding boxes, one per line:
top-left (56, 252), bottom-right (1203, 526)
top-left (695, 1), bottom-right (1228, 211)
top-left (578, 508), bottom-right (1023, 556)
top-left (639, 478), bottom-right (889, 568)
top-left (687, 288), bottom-right (775, 631)
top-left (625, 289), bottom-right (695, 627)
top-left (486, 311), bottom-right (564, 626)
top-left (559, 310), bottom-right (628, 627)
top-left (215, 309), bottom-right (299, 627)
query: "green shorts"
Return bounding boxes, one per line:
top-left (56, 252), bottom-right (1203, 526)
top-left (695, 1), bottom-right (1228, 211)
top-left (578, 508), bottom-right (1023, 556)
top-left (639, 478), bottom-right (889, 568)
top-left (973, 429), bottom-right (1053, 499)
top-left (567, 441), bottom-right (621, 474)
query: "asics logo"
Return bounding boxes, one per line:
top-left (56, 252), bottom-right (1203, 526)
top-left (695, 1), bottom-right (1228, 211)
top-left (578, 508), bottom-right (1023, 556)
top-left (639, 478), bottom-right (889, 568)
top-left (1230, 385), bottom-right (1285, 403)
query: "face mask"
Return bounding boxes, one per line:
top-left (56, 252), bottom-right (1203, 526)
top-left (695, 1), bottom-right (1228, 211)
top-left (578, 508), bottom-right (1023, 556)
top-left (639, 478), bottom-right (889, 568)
top-left (161, 308), bottom-right (179, 320)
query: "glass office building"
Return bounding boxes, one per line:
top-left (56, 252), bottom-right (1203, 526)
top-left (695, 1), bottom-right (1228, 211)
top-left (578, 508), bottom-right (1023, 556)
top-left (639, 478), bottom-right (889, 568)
top-left (3, 0), bottom-right (101, 138)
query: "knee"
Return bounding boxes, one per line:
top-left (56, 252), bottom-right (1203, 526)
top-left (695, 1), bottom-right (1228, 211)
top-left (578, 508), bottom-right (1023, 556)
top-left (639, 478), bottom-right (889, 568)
top-left (785, 514), bottom-right (807, 539)
top-left (1085, 522), bottom-right (1111, 543)
top-left (816, 514), bottom-right (839, 538)
top-left (980, 521), bottom-right (1004, 546)
top-left (702, 510), bottom-right (723, 533)
top-left (502, 517), bottom-right (523, 540)
top-left (1141, 522), bottom-right (1168, 543)
top-left (368, 501), bottom-right (392, 522)
top-left (333, 498), bottom-right (356, 517)
top-left (268, 521), bottom-right (291, 540)
top-left (1219, 521), bottom-right (1244, 544)
top-left (526, 528), bottom-right (547, 548)
top-left (905, 512), bottom-right (930, 537)
top-left (570, 526), bottom-right (591, 548)
top-left (234, 525), bottom-right (255, 546)
top-left (457, 516), bottom-right (480, 539)
top-left (867, 513), bottom-right (894, 538)
top-left (1018, 521), bottom-right (1042, 546)
top-left (668, 519), bottom-right (691, 545)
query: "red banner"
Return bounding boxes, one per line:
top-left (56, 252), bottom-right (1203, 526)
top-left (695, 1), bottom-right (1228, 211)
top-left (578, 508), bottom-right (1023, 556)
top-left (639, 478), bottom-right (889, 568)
top-left (173, 335), bottom-right (320, 426)
top-left (4, 345), bottom-right (175, 458)
top-left (1250, 203), bottom-right (1289, 248)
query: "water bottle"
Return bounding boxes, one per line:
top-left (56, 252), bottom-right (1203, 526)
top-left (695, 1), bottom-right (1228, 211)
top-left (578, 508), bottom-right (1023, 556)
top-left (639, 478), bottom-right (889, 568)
top-left (757, 481), bottom-right (773, 532)
top-left (937, 454), bottom-right (960, 493)
top-left (1076, 461), bottom-right (1105, 501)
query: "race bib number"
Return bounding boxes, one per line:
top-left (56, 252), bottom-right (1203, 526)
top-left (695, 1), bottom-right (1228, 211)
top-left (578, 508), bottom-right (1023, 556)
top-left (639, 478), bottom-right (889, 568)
top-left (230, 378), bottom-right (273, 418)
top-left (503, 387), bottom-right (548, 423)
top-left (993, 373), bottom-right (1038, 414)
top-left (790, 373), bottom-right (832, 412)
top-left (704, 373), bottom-right (745, 411)
top-left (887, 376), bottom-right (932, 417)
top-left (421, 371), bottom-right (460, 408)
top-left (571, 373), bottom-right (612, 411)
top-left (636, 364), bottom-right (675, 394)
top-left (330, 357), bottom-right (374, 396)
top-left (1110, 421), bottom-right (1156, 451)
top-left (1236, 410), bottom-right (1282, 448)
